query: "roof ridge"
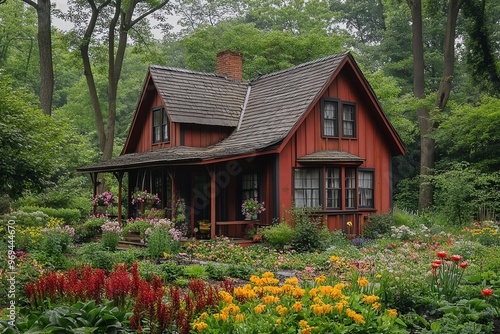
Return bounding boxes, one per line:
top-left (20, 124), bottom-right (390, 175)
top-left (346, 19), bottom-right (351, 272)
top-left (149, 65), bottom-right (247, 83)
top-left (250, 51), bottom-right (350, 83)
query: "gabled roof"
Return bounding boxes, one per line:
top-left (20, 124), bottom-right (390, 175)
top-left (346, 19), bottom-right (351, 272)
top-left (297, 151), bottom-right (365, 164)
top-left (149, 66), bottom-right (246, 127)
top-left (78, 51), bottom-right (404, 173)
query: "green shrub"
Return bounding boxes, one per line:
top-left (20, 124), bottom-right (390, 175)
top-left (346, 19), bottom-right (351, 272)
top-left (75, 216), bottom-right (108, 241)
top-left (227, 263), bottom-right (252, 279)
top-left (148, 227), bottom-right (172, 260)
top-left (158, 261), bottom-right (183, 283)
top-left (261, 223), bottom-right (294, 250)
top-left (19, 206), bottom-right (80, 224)
top-left (206, 263), bottom-right (227, 281)
top-left (182, 264), bottom-right (207, 279)
top-left (288, 207), bottom-right (329, 252)
top-left (3, 210), bottom-right (49, 227)
top-left (363, 213), bottom-right (394, 239)
top-left (122, 219), bottom-right (152, 239)
top-left (76, 243), bottom-right (117, 271)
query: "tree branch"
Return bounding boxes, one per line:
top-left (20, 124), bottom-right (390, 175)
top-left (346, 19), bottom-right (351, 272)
top-left (129, 0), bottom-right (170, 28)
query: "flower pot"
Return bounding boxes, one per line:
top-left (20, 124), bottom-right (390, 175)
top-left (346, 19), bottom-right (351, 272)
top-left (244, 214), bottom-right (252, 221)
top-left (251, 214), bottom-right (258, 220)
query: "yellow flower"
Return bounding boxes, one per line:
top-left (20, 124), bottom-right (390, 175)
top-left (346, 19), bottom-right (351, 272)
top-left (199, 312), bottom-right (209, 319)
top-left (372, 302), bottom-right (381, 310)
top-left (192, 321), bottom-right (209, 331)
top-left (299, 320), bottom-right (308, 327)
top-left (262, 295), bottom-right (280, 304)
top-left (346, 309), bottom-right (365, 324)
top-left (362, 294), bottom-right (380, 305)
top-left (292, 301), bottom-right (303, 312)
top-left (219, 313), bottom-right (228, 321)
top-left (347, 221), bottom-right (353, 227)
top-left (387, 309), bottom-right (398, 317)
top-left (276, 305), bottom-right (287, 316)
top-left (314, 275), bottom-right (326, 283)
top-left (309, 288), bottom-right (319, 297)
top-left (329, 255), bottom-right (340, 262)
top-left (262, 271), bottom-right (274, 278)
top-left (285, 277), bottom-right (299, 285)
top-left (163, 252), bottom-right (169, 258)
top-left (254, 304), bottom-right (266, 314)
top-left (219, 291), bottom-right (233, 304)
top-left (292, 287), bottom-right (305, 298)
top-left (235, 314), bottom-right (245, 322)
top-left (376, 274), bottom-right (382, 279)
top-left (357, 277), bottom-right (369, 287)
top-left (276, 318), bottom-right (281, 324)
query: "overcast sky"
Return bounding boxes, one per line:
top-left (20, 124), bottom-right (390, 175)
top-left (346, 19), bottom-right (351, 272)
top-left (51, 0), bottom-right (180, 38)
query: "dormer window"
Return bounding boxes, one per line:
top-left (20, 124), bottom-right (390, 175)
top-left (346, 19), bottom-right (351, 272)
top-left (321, 99), bottom-right (356, 138)
top-left (153, 107), bottom-right (169, 143)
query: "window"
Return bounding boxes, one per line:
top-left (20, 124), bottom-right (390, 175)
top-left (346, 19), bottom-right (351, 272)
top-left (358, 170), bottom-right (374, 208)
top-left (153, 107), bottom-right (169, 143)
top-left (294, 167), bottom-right (373, 210)
top-left (342, 103), bottom-right (356, 137)
top-left (242, 174), bottom-right (259, 200)
top-left (322, 100), bottom-right (338, 137)
top-left (294, 169), bottom-right (320, 207)
top-left (326, 168), bottom-right (341, 209)
top-left (321, 99), bottom-right (356, 138)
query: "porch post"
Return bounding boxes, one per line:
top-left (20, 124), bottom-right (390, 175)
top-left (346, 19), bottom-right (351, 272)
top-left (113, 171), bottom-right (124, 225)
top-left (91, 172), bottom-right (99, 215)
top-left (210, 166), bottom-right (216, 239)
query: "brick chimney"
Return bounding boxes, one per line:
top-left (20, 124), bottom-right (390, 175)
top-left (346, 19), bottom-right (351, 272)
top-left (216, 50), bottom-right (243, 80)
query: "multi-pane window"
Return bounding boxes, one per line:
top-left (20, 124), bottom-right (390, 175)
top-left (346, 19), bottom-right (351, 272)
top-left (294, 169), bottom-right (320, 208)
top-left (326, 168), bottom-right (341, 209)
top-left (342, 103), bottom-right (356, 137)
top-left (321, 99), bottom-right (356, 138)
top-left (322, 100), bottom-right (338, 137)
top-left (242, 174), bottom-right (259, 200)
top-left (153, 107), bottom-right (169, 143)
top-left (345, 168), bottom-right (356, 209)
top-left (294, 167), bottom-right (374, 210)
top-left (358, 170), bottom-right (374, 208)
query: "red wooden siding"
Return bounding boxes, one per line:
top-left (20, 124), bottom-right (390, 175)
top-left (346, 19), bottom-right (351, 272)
top-left (278, 67), bottom-right (394, 233)
top-left (182, 124), bottom-right (232, 147)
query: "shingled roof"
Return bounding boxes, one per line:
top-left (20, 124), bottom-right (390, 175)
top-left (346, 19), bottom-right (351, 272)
top-left (149, 66), bottom-right (246, 127)
top-left (78, 51), bottom-right (380, 173)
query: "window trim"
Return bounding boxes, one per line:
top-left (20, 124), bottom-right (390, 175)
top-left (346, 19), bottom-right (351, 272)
top-left (341, 102), bottom-right (356, 138)
top-left (321, 98), bottom-right (339, 138)
top-left (293, 167), bottom-right (373, 211)
top-left (358, 168), bottom-right (375, 208)
top-left (152, 106), bottom-right (170, 144)
top-left (320, 98), bottom-right (357, 139)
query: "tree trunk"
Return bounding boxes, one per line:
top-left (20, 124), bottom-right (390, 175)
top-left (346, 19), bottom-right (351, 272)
top-left (22, 0), bottom-right (53, 115)
top-left (407, 0), bottom-right (433, 210)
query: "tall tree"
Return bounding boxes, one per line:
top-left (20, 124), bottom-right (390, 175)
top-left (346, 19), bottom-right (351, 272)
top-left (65, 0), bottom-right (170, 161)
top-left (20, 0), bottom-right (54, 115)
top-left (407, 0), bottom-right (462, 210)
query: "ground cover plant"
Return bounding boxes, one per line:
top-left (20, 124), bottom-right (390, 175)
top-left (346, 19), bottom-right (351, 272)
top-left (1, 210), bottom-right (500, 332)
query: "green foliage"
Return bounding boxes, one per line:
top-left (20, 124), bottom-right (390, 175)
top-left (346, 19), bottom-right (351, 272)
top-left (76, 216), bottom-right (108, 241)
top-left (206, 263), bottom-right (227, 281)
top-left (288, 207), bottom-right (330, 253)
top-left (394, 177), bottom-right (420, 212)
top-left (19, 206), bottom-right (80, 224)
top-left (158, 261), bottom-right (183, 283)
top-left (1, 300), bottom-right (130, 333)
top-left (147, 227), bottom-right (172, 260)
top-left (182, 264), bottom-right (208, 279)
top-left (226, 263), bottom-right (252, 280)
top-left (76, 243), bottom-right (118, 271)
top-left (2, 210), bottom-right (49, 228)
top-left (122, 219), bottom-right (152, 239)
top-left (363, 213), bottom-right (394, 239)
top-left (430, 162), bottom-right (500, 225)
top-left (261, 223), bottom-right (295, 250)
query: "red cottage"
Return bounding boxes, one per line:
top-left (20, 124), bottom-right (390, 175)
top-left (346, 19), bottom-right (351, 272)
top-left (78, 50), bottom-right (405, 238)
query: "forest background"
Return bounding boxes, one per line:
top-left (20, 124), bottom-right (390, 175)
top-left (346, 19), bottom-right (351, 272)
top-left (1, 0), bottom-right (499, 223)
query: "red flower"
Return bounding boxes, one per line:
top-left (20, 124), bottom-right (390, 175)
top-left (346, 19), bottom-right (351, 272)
top-left (432, 259), bottom-right (442, 265)
top-left (481, 289), bottom-right (494, 297)
top-left (459, 261), bottom-right (468, 269)
top-left (450, 254), bottom-right (463, 262)
top-left (431, 262), bottom-right (440, 269)
top-left (436, 251), bottom-right (448, 259)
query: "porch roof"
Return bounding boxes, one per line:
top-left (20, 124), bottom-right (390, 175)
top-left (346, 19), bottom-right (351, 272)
top-left (297, 150), bottom-right (365, 164)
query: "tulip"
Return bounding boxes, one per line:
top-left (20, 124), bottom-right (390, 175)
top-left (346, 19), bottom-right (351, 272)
top-left (436, 251), bottom-right (448, 258)
top-left (459, 261), bottom-right (468, 269)
top-left (431, 262), bottom-right (440, 269)
top-left (450, 254), bottom-right (463, 262)
top-left (481, 288), bottom-right (494, 297)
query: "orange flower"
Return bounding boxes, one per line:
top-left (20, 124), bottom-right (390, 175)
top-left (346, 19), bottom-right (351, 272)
top-left (254, 304), bottom-right (266, 314)
top-left (387, 309), bottom-right (398, 317)
top-left (292, 301), bottom-right (303, 312)
top-left (357, 277), bottom-right (369, 287)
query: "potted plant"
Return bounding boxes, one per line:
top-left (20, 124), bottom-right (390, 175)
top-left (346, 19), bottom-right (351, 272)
top-left (131, 189), bottom-right (160, 217)
top-left (241, 198), bottom-right (266, 220)
top-left (92, 191), bottom-right (117, 207)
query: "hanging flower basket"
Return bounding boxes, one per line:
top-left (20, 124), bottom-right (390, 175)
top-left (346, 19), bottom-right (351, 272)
top-left (92, 192), bottom-right (117, 207)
